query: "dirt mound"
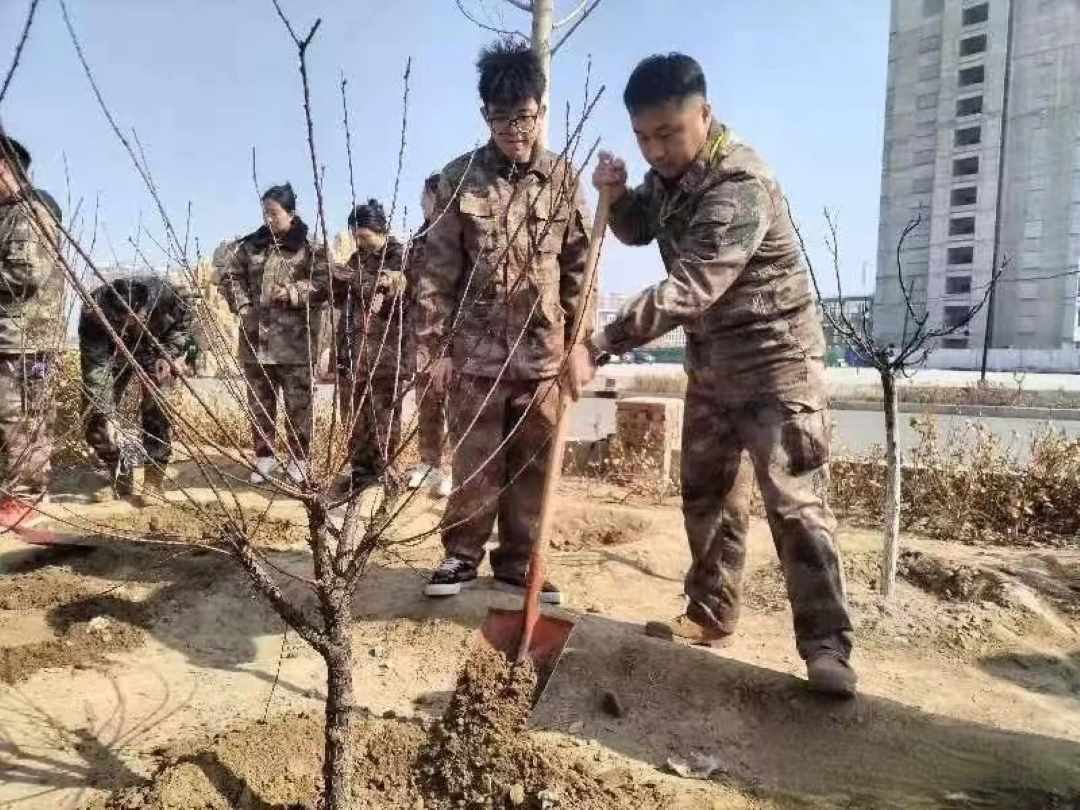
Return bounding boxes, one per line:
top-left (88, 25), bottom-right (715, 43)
top-left (131, 505), bottom-right (310, 550)
top-left (413, 643), bottom-right (617, 808)
top-left (742, 549), bottom-right (1068, 659)
top-left (1, 614), bottom-right (145, 684)
top-left (0, 568), bottom-right (97, 610)
top-left (898, 550), bottom-right (1010, 604)
top-left (89, 647), bottom-right (746, 809)
top-left (550, 507), bottom-right (649, 552)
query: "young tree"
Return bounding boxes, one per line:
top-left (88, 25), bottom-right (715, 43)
top-left (793, 207), bottom-right (1004, 598)
top-left (2, 2), bottom-right (604, 807)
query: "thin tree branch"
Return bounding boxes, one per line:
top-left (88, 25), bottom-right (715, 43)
top-left (455, 0), bottom-right (529, 39)
top-left (551, 0), bottom-right (602, 55)
top-left (0, 0), bottom-right (40, 105)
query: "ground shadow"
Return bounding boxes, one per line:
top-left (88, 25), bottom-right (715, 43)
top-left (979, 649), bottom-right (1080, 701)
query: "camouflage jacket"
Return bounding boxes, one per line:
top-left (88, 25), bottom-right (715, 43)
top-left (220, 219), bottom-right (328, 367)
top-left (602, 121), bottom-right (827, 408)
top-left (0, 196), bottom-right (63, 354)
top-left (320, 237), bottom-right (410, 381)
top-left (417, 142), bottom-right (593, 381)
top-left (79, 275), bottom-right (194, 369)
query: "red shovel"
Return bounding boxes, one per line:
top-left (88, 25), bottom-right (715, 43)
top-left (477, 186), bottom-right (612, 701)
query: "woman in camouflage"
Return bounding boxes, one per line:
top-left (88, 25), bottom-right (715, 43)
top-left (220, 184), bottom-right (327, 485)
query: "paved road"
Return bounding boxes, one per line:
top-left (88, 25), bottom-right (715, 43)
top-left (567, 396), bottom-right (1080, 461)
top-left (593, 364), bottom-right (1080, 392)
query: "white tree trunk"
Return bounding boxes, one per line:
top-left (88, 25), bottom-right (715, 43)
top-left (531, 0), bottom-right (553, 147)
top-left (881, 369), bottom-right (901, 598)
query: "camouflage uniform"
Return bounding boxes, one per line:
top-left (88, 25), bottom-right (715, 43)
top-left (0, 196), bottom-right (62, 496)
top-left (408, 228), bottom-right (447, 470)
top-left (417, 143), bottom-right (592, 577)
top-left (221, 222), bottom-right (326, 459)
top-left (320, 237), bottom-right (409, 483)
top-left (598, 121), bottom-right (852, 659)
top-left (79, 276), bottom-right (192, 470)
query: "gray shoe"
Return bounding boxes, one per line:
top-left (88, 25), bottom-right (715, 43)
top-left (806, 652), bottom-right (858, 697)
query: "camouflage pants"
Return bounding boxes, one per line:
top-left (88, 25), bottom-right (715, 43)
top-left (82, 354), bottom-right (172, 468)
top-left (339, 374), bottom-right (402, 482)
top-left (414, 372), bottom-right (447, 469)
top-left (682, 370), bottom-right (853, 659)
top-left (443, 375), bottom-right (558, 578)
top-left (243, 363), bottom-right (313, 460)
top-left (0, 353), bottom-right (53, 495)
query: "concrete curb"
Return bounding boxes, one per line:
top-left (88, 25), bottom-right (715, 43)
top-left (829, 399), bottom-right (1080, 422)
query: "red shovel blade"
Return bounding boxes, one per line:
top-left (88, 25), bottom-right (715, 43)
top-left (477, 607), bottom-right (575, 703)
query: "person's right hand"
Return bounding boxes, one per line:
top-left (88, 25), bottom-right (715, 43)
top-left (429, 358), bottom-right (453, 395)
top-left (593, 151), bottom-right (629, 199)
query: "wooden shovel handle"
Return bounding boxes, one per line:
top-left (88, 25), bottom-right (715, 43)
top-left (517, 188), bottom-right (612, 661)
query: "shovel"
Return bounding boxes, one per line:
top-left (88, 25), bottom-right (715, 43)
top-left (477, 185), bottom-right (613, 702)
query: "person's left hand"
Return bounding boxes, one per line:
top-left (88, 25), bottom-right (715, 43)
top-left (564, 342), bottom-right (597, 401)
top-left (378, 271), bottom-right (407, 297)
top-left (271, 284), bottom-right (291, 306)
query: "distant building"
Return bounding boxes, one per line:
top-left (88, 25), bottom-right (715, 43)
top-left (819, 294), bottom-right (874, 359)
top-left (595, 292), bottom-right (686, 353)
top-left (875, 0), bottom-right (1080, 369)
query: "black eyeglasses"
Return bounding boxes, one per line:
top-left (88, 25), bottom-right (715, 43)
top-left (486, 110), bottom-right (541, 134)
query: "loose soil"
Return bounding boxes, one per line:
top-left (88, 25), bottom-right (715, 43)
top-left (2, 473), bottom-right (1079, 809)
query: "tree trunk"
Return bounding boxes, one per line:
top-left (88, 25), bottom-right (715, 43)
top-left (880, 369), bottom-right (902, 598)
top-left (321, 622), bottom-right (355, 810)
top-left (531, 0), bottom-right (554, 147)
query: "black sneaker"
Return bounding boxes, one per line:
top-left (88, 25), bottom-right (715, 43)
top-left (493, 572), bottom-right (565, 606)
top-left (424, 557), bottom-right (478, 597)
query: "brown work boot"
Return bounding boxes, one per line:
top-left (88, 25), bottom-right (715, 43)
top-left (135, 466), bottom-right (166, 508)
top-left (644, 614), bottom-right (733, 648)
top-left (806, 651), bottom-right (858, 698)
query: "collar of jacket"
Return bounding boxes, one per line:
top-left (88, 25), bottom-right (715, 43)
top-left (350, 236), bottom-right (402, 269)
top-left (669, 120), bottom-right (734, 195)
top-left (242, 216), bottom-right (309, 253)
top-left (480, 141), bottom-right (555, 182)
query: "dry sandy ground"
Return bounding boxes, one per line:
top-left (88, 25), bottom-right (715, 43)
top-left (0, 468), bottom-right (1078, 809)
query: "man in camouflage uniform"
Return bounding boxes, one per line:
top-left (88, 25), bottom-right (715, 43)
top-left (405, 173), bottom-right (452, 498)
top-left (319, 199), bottom-right (409, 492)
top-left (79, 275), bottom-right (192, 505)
top-left (0, 135), bottom-right (63, 528)
top-left (417, 42), bottom-right (592, 603)
top-left (576, 54), bottom-right (856, 696)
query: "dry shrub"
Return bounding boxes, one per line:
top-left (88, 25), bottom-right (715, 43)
top-left (581, 435), bottom-right (679, 505)
top-left (842, 381), bottom-right (1080, 410)
top-left (831, 415), bottom-right (1080, 547)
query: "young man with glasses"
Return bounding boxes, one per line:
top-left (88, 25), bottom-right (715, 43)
top-left (416, 41), bottom-right (593, 603)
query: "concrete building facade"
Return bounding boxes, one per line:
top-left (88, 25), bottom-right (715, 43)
top-left (875, 0), bottom-right (1080, 369)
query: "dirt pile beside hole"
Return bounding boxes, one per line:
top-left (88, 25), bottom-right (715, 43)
top-left (898, 550), bottom-right (1009, 604)
top-left (550, 507), bottom-right (649, 552)
top-left (0, 614), bottom-right (145, 684)
top-left (0, 569), bottom-right (97, 610)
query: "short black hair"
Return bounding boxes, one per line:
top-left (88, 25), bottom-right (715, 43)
top-left (261, 183), bottom-right (296, 213)
top-left (348, 198), bottom-right (387, 232)
top-left (102, 278), bottom-right (150, 321)
top-left (423, 173), bottom-right (441, 195)
top-left (623, 53), bottom-right (707, 114)
top-left (0, 134), bottom-right (31, 172)
top-left (477, 39), bottom-right (545, 108)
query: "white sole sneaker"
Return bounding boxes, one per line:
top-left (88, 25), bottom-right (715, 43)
top-left (423, 579), bottom-right (475, 597)
top-left (492, 579), bottom-right (565, 606)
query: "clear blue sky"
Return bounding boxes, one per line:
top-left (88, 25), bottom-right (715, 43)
top-left (1, 0), bottom-right (888, 296)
